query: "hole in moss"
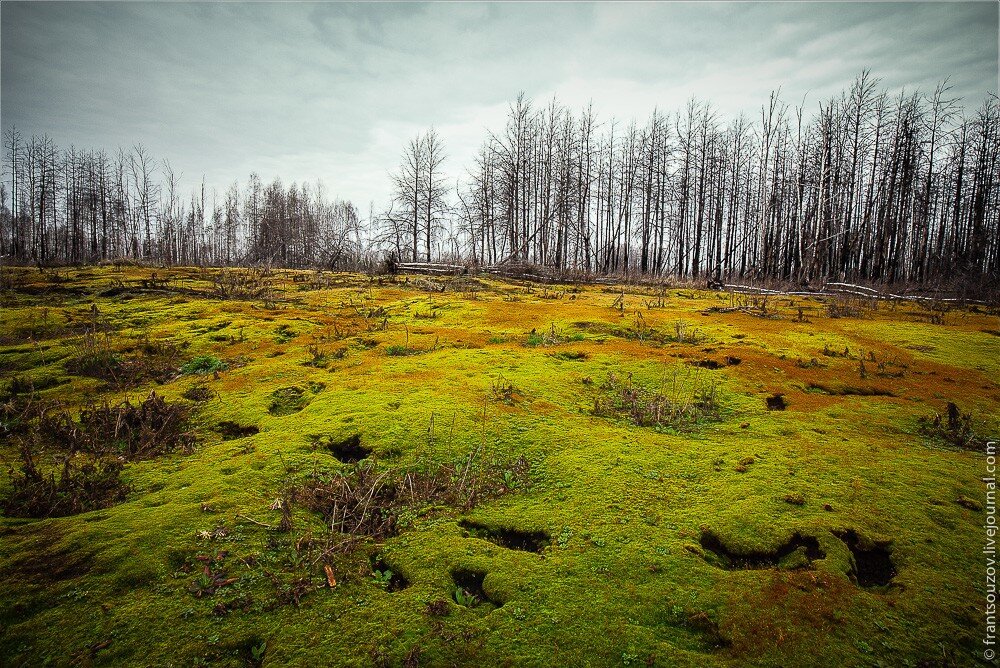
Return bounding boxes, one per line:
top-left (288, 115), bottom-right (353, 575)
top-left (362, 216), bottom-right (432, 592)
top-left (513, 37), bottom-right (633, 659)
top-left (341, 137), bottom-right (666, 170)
top-left (268, 386), bottom-right (310, 416)
top-left (806, 383), bottom-right (895, 397)
top-left (230, 634), bottom-right (267, 668)
top-left (450, 567), bottom-right (502, 609)
top-left (699, 530), bottom-right (824, 570)
top-left (216, 421), bottom-right (259, 440)
top-left (370, 556), bottom-right (410, 592)
top-left (765, 394), bottom-right (787, 410)
top-left (182, 384), bottom-right (214, 402)
top-left (312, 433), bottom-right (371, 463)
top-left (832, 529), bottom-right (896, 587)
top-left (551, 350), bottom-right (589, 361)
top-left (459, 519), bottom-right (550, 553)
top-left (689, 359), bottom-right (723, 370)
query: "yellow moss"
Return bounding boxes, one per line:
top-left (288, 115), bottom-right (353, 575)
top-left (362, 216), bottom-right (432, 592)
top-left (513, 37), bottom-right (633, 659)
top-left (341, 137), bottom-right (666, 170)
top-left (0, 266), bottom-right (996, 666)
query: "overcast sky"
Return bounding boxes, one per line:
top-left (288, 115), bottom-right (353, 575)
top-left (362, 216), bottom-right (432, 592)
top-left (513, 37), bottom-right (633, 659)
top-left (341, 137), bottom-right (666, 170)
top-left (2, 1), bottom-right (997, 211)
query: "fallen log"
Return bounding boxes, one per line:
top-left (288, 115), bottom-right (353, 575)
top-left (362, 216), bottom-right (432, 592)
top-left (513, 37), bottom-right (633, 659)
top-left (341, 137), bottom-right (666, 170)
top-left (396, 262), bottom-right (467, 275)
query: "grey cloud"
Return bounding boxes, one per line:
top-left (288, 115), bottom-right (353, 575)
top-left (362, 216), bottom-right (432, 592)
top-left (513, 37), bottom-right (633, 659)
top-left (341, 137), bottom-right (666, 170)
top-left (2, 1), bottom-right (996, 209)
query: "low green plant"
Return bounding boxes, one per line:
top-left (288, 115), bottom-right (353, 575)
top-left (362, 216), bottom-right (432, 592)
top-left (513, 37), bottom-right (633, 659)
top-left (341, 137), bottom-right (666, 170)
top-left (525, 332), bottom-right (544, 347)
top-left (250, 642), bottom-right (266, 665)
top-left (452, 586), bottom-right (479, 607)
top-left (180, 355), bottom-right (227, 375)
top-left (372, 568), bottom-right (394, 588)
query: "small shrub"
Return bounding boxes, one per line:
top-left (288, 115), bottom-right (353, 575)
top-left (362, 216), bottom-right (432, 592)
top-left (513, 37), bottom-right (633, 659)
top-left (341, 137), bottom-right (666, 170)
top-left (64, 336), bottom-right (122, 380)
top-left (289, 454), bottom-right (531, 545)
top-left (39, 392), bottom-right (195, 460)
top-left (66, 331), bottom-right (183, 388)
top-left (592, 370), bottom-right (720, 431)
top-left (211, 267), bottom-right (274, 302)
top-left (3, 445), bottom-right (131, 518)
top-left (490, 374), bottom-right (519, 405)
top-left (827, 300), bottom-right (864, 318)
top-left (919, 402), bottom-right (982, 450)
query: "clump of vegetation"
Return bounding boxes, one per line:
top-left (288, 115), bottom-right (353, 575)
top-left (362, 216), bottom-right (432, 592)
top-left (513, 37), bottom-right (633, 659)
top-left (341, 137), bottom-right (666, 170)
top-left (822, 344), bottom-right (852, 358)
top-left (664, 319), bottom-right (702, 344)
top-left (304, 343), bottom-right (344, 368)
top-left (63, 330), bottom-right (123, 380)
top-left (452, 583), bottom-right (481, 608)
top-left (592, 370), bottom-right (720, 431)
top-left (180, 355), bottom-right (227, 375)
top-left (370, 557), bottom-right (409, 592)
top-left (40, 392), bottom-right (195, 460)
top-left (919, 402), bottom-right (982, 450)
top-left (65, 329), bottom-right (184, 388)
top-left (289, 454), bottom-right (531, 548)
top-left (490, 374), bottom-right (520, 404)
top-left (274, 324), bottom-right (296, 344)
top-left (827, 299), bottom-right (865, 318)
top-left (3, 448), bottom-right (130, 518)
top-left (524, 323), bottom-right (581, 347)
top-left (211, 267), bottom-right (275, 303)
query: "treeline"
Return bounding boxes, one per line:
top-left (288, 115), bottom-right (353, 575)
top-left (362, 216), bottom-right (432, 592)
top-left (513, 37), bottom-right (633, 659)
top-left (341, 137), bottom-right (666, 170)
top-left (447, 73), bottom-right (999, 284)
top-left (0, 136), bottom-right (363, 268)
top-left (2, 71), bottom-right (998, 287)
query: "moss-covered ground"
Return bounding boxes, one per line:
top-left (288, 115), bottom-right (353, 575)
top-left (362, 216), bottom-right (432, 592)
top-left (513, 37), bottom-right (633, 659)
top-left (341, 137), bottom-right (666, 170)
top-left (0, 265), bottom-right (997, 667)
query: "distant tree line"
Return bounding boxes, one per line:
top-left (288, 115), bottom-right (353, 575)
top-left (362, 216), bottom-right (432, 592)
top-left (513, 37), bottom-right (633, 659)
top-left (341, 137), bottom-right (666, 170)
top-left (451, 73), bottom-right (999, 285)
top-left (2, 72), bottom-right (998, 287)
top-left (0, 135), bottom-right (362, 269)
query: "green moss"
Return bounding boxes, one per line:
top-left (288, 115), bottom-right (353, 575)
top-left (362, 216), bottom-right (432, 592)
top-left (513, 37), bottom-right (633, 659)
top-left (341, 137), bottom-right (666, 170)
top-left (0, 266), bottom-right (996, 667)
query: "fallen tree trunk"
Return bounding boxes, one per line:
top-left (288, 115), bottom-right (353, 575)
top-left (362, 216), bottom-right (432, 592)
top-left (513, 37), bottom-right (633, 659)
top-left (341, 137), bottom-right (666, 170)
top-left (396, 262), bottom-right (467, 275)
